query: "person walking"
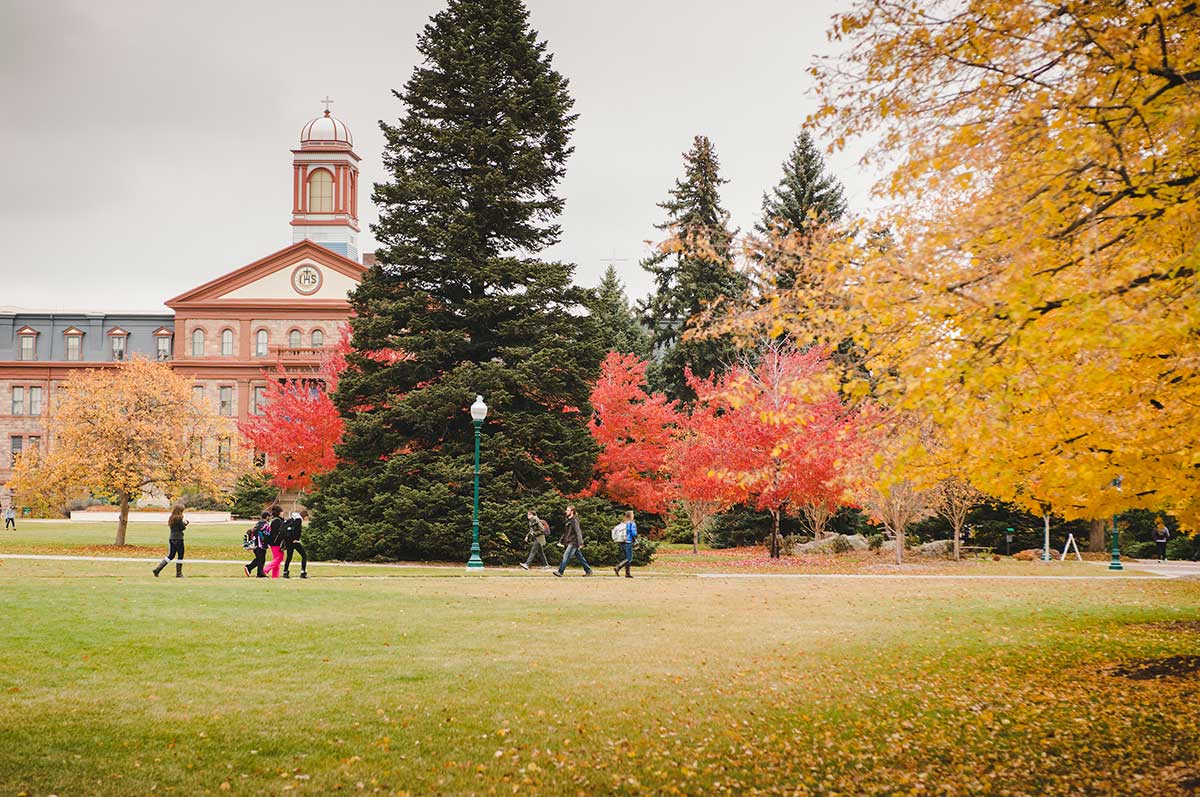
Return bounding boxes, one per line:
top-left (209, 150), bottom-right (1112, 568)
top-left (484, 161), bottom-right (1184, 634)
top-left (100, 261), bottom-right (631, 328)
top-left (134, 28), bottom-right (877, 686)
top-left (244, 511), bottom-right (269, 578)
top-left (1153, 517), bottom-right (1170, 563)
top-left (283, 510), bottom-right (308, 579)
top-left (520, 510), bottom-right (550, 571)
top-left (611, 510), bottom-right (637, 579)
top-left (553, 505), bottom-right (592, 577)
top-left (4, 505), bottom-right (15, 529)
top-left (153, 503), bottom-right (188, 578)
top-left (262, 505), bottom-right (286, 579)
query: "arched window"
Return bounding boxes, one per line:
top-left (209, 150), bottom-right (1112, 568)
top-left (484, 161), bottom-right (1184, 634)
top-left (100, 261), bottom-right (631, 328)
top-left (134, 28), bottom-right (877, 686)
top-left (255, 329), bottom-right (269, 357)
top-left (311, 329), bottom-right (324, 347)
top-left (220, 329), bottom-right (234, 356)
top-left (191, 329), bottom-right (205, 357)
top-left (289, 329), bottom-right (302, 348)
top-left (307, 169), bottom-right (334, 213)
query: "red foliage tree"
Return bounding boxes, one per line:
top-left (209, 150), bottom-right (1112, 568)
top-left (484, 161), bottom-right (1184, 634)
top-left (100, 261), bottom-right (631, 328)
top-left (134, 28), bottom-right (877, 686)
top-left (689, 342), bottom-right (864, 558)
top-left (238, 333), bottom-right (350, 492)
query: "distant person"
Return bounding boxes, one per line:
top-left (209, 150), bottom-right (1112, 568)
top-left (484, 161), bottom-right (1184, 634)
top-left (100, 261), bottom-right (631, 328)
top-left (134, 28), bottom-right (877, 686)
top-left (611, 510), bottom-right (637, 579)
top-left (153, 503), bottom-right (188, 578)
top-left (553, 505), bottom-right (592, 577)
top-left (4, 505), bottom-right (15, 529)
top-left (1153, 517), bottom-right (1170, 563)
top-left (244, 511), bottom-right (270, 578)
top-left (283, 510), bottom-right (308, 579)
top-left (262, 505), bottom-right (286, 579)
top-left (519, 510), bottom-right (550, 571)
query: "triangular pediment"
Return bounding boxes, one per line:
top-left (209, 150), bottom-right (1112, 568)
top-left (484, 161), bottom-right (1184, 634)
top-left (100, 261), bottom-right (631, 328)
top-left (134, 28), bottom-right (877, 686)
top-left (166, 240), bottom-right (366, 309)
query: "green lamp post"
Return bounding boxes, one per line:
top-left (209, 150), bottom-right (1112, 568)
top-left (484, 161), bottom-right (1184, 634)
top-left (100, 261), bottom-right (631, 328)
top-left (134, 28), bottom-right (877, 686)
top-left (1108, 475), bottom-right (1123, 571)
top-left (466, 395), bottom-right (488, 571)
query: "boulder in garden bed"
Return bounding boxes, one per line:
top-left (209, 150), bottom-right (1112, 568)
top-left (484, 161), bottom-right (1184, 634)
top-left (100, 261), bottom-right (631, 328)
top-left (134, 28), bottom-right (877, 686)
top-left (918, 540), bottom-right (953, 559)
top-left (794, 534), bottom-right (869, 554)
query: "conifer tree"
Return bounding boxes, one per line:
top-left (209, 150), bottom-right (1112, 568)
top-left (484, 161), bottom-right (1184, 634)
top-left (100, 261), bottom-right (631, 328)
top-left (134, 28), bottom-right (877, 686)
top-left (306, 0), bottom-right (601, 563)
top-left (757, 130), bottom-right (848, 236)
top-left (587, 265), bottom-right (651, 359)
top-left (640, 135), bottom-right (744, 401)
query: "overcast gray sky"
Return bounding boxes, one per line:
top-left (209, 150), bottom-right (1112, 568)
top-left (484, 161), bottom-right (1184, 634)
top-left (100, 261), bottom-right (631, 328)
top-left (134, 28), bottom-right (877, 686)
top-left (0, 0), bottom-right (873, 312)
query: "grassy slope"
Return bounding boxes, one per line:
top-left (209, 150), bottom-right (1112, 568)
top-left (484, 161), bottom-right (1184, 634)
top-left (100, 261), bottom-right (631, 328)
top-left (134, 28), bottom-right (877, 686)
top-left (0, 559), bottom-right (1197, 796)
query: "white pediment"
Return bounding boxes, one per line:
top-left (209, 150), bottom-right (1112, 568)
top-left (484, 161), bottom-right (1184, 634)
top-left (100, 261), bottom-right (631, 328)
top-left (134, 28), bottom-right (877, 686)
top-left (220, 259), bottom-right (359, 301)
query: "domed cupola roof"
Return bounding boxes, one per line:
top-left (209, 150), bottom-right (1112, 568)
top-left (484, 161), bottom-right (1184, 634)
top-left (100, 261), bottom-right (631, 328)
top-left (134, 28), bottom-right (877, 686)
top-left (301, 110), bottom-right (353, 148)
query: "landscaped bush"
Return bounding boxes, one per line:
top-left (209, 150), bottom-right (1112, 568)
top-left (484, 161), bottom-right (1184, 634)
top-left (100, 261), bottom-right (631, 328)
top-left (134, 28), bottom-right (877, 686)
top-left (867, 534), bottom-right (883, 550)
top-left (229, 471), bottom-right (278, 519)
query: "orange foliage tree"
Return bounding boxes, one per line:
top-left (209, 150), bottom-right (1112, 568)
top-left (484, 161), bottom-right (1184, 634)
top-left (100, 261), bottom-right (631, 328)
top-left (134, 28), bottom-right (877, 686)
top-left (8, 358), bottom-right (236, 544)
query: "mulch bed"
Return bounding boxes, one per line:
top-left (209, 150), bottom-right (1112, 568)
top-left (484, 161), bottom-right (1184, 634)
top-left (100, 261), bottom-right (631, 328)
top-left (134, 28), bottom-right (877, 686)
top-left (1107, 656), bottom-right (1200, 680)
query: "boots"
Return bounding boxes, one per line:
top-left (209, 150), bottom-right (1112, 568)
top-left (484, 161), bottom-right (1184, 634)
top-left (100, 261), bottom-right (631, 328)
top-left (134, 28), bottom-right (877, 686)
top-left (624, 562), bottom-right (632, 578)
top-left (613, 562), bottom-right (623, 576)
top-left (153, 558), bottom-right (168, 577)
top-left (175, 563), bottom-right (183, 578)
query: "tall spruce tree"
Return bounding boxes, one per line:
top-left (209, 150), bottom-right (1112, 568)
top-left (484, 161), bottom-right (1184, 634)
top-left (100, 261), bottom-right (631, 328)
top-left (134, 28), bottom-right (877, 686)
top-left (640, 135), bottom-right (744, 401)
top-left (306, 0), bottom-right (602, 563)
top-left (587, 265), bottom-right (651, 358)
top-left (757, 130), bottom-right (848, 236)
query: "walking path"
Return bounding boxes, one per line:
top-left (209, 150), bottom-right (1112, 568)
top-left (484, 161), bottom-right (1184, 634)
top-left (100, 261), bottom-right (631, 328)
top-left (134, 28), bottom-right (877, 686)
top-left (3, 552), bottom-right (1195, 579)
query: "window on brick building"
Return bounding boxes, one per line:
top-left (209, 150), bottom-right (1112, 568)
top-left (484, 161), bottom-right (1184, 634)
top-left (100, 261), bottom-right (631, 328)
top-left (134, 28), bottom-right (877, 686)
top-left (218, 437), bottom-right (231, 468)
top-left (221, 329), bottom-right (234, 357)
top-left (255, 330), bottom-right (269, 357)
top-left (252, 385), bottom-right (267, 415)
top-left (192, 329), bottom-right (205, 357)
top-left (10, 436), bottom-right (21, 464)
top-left (11, 386), bottom-right (23, 416)
top-left (29, 387), bottom-right (42, 416)
top-left (311, 329), bottom-right (324, 347)
top-left (219, 386), bottom-right (233, 416)
top-left (192, 385), bottom-right (205, 405)
top-left (289, 329), bottom-right (302, 349)
top-left (27, 436), bottom-right (40, 450)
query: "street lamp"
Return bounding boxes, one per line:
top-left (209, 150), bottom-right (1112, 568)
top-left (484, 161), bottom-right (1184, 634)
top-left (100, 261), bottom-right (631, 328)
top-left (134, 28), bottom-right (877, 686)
top-left (1109, 475), bottom-right (1124, 571)
top-left (466, 395), bottom-right (488, 571)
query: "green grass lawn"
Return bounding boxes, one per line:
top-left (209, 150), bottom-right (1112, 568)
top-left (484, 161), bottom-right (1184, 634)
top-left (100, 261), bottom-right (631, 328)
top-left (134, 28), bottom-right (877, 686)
top-left (1, 558), bottom-right (1197, 795)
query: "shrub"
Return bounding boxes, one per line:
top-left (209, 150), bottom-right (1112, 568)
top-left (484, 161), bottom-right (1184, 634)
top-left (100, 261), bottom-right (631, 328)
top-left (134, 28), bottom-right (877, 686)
top-left (831, 535), bottom-right (852, 554)
top-left (867, 534), bottom-right (883, 551)
top-left (229, 471), bottom-right (278, 519)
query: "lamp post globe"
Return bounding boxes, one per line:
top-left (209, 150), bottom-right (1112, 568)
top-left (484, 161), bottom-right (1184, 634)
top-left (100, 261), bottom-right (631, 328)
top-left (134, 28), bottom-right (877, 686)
top-left (467, 395), bottom-right (488, 571)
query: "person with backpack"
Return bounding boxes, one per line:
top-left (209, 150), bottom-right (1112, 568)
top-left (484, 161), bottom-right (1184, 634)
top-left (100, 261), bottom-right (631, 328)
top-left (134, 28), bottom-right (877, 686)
top-left (153, 503), bottom-right (188, 578)
top-left (283, 510), bottom-right (308, 579)
top-left (553, 505), bottom-right (592, 577)
top-left (519, 510), bottom-right (551, 571)
top-left (262, 505), bottom-right (286, 579)
top-left (611, 510), bottom-right (637, 579)
top-left (244, 511), bottom-right (269, 578)
top-left (1154, 517), bottom-right (1170, 563)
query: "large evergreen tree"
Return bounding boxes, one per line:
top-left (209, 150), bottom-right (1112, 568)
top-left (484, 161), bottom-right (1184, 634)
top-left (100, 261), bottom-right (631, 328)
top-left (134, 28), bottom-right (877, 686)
top-left (757, 130), bottom-right (848, 236)
top-left (307, 0), bottom-right (602, 563)
top-left (587, 265), bottom-right (651, 359)
top-left (639, 135), bottom-right (744, 401)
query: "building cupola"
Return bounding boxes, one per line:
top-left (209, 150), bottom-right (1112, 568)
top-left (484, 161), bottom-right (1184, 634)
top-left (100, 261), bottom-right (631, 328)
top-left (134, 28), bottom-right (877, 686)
top-left (291, 98), bottom-right (361, 262)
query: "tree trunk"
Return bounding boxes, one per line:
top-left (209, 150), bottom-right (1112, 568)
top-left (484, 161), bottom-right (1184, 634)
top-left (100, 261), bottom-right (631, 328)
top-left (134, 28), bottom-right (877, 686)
top-left (1042, 512), bottom-right (1051, 561)
top-left (770, 509), bottom-right (781, 559)
top-left (952, 521), bottom-right (961, 561)
top-left (115, 491), bottom-right (130, 546)
top-left (692, 523), bottom-right (699, 555)
top-left (1087, 518), bottom-right (1107, 552)
top-left (895, 524), bottom-right (904, 566)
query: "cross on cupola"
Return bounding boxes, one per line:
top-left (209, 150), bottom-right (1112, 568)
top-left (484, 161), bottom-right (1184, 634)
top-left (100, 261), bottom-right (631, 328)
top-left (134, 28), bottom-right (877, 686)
top-left (321, 96), bottom-right (334, 114)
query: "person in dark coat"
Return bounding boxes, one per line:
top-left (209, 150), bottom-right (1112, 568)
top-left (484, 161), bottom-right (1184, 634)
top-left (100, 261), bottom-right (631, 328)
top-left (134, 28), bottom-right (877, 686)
top-left (553, 505), bottom-right (592, 577)
top-left (244, 511), bottom-right (269, 578)
top-left (283, 510), bottom-right (308, 579)
top-left (262, 505), bottom-right (286, 578)
top-left (153, 503), bottom-right (188, 578)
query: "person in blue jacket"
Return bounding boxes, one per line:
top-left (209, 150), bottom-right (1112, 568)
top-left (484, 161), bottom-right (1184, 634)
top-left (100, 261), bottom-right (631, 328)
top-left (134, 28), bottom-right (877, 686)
top-left (612, 510), bottom-right (637, 579)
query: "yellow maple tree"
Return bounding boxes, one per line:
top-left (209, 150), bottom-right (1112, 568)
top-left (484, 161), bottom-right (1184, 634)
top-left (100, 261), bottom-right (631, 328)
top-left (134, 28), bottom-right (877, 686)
top-left (708, 1), bottom-right (1199, 529)
top-left (9, 358), bottom-right (239, 544)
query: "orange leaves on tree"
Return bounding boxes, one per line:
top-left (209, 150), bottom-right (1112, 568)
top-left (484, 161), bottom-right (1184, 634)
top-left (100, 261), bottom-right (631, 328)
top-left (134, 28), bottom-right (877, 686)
top-left (238, 334), bottom-right (350, 492)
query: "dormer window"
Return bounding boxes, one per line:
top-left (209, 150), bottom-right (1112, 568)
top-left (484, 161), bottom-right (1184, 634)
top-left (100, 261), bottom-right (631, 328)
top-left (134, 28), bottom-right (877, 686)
top-left (108, 328), bottom-right (128, 361)
top-left (63, 327), bottom-right (84, 362)
top-left (16, 327), bottom-right (37, 361)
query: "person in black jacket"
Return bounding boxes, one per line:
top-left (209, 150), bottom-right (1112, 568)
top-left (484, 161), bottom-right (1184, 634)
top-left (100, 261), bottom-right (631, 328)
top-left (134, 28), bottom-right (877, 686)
top-left (1154, 517), bottom-right (1170, 563)
top-left (283, 510), bottom-right (308, 579)
top-left (153, 503), bottom-right (188, 578)
top-left (553, 505), bottom-right (592, 577)
top-left (519, 510), bottom-right (550, 571)
top-left (244, 511), bottom-right (270, 578)
top-left (262, 505), bottom-right (286, 579)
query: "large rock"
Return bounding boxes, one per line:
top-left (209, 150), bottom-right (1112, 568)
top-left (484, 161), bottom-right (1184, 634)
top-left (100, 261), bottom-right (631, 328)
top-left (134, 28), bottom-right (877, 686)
top-left (794, 534), bottom-right (869, 554)
top-left (918, 539), bottom-right (954, 558)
